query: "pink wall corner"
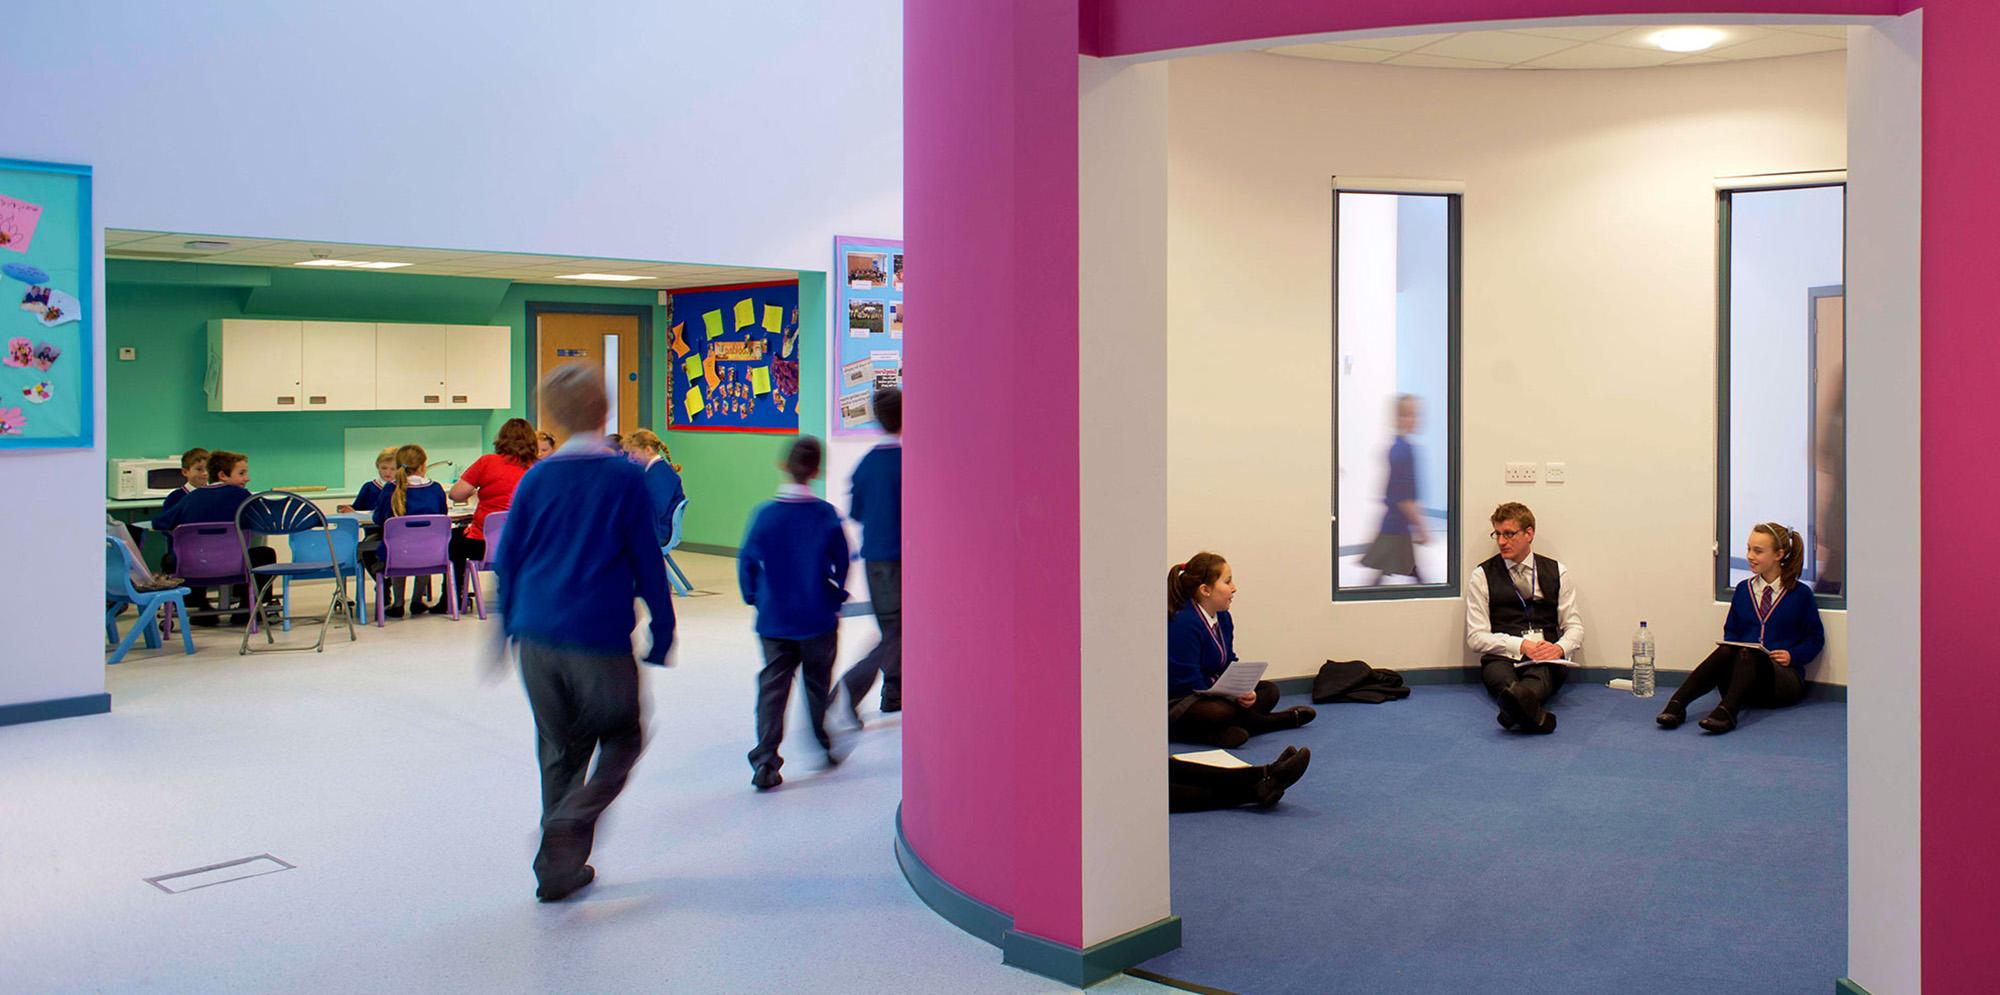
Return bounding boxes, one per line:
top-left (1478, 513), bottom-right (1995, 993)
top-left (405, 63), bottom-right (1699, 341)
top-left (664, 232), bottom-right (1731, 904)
top-left (1921, 4), bottom-right (2000, 990)
top-left (903, 0), bottom-right (1087, 949)
top-left (1084, 0), bottom-right (1907, 58)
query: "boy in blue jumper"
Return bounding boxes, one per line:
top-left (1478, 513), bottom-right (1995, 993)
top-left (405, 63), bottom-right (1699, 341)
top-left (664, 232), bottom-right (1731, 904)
top-left (837, 386), bottom-right (903, 720)
top-left (739, 435), bottom-right (851, 790)
top-left (494, 364), bottom-right (676, 902)
top-left (150, 450), bottom-right (275, 626)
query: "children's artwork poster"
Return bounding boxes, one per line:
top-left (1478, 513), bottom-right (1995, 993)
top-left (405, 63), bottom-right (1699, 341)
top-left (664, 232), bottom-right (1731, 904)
top-left (667, 282), bottom-right (801, 433)
top-left (0, 159), bottom-right (91, 450)
top-left (834, 235), bottom-right (902, 434)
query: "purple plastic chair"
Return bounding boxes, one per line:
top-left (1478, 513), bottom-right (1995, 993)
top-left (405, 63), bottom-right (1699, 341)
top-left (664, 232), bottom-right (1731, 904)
top-left (171, 522), bottom-right (258, 630)
top-left (464, 510), bottom-right (507, 621)
top-left (376, 514), bottom-right (459, 626)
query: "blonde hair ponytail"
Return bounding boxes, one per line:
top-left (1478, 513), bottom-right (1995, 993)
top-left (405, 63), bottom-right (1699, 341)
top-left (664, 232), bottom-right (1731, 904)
top-left (391, 444), bottom-right (427, 517)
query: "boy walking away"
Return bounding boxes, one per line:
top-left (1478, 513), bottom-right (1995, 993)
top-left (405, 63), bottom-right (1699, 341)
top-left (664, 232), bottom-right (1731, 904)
top-left (740, 436), bottom-right (851, 791)
top-left (494, 364), bottom-right (676, 902)
top-left (838, 386), bottom-right (903, 722)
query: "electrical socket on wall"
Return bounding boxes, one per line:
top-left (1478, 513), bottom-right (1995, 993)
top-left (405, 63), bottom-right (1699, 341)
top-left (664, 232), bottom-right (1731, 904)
top-left (1544, 462), bottom-right (1567, 483)
top-left (118, 347), bottom-right (136, 361)
top-left (1504, 462), bottom-right (1539, 484)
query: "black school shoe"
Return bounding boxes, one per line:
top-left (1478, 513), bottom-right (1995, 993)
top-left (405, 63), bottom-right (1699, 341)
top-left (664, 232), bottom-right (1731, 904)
top-left (1495, 684), bottom-right (1530, 730)
top-left (1698, 705), bottom-right (1738, 734)
top-left (1656, 702), bottom-right (1688, 729)
top-left (1270, 746), bottom-right (1312, 791)
top-left (536, 865), bottom-right (595, 902)
top-left (751, 766), bottom-right (783, 791)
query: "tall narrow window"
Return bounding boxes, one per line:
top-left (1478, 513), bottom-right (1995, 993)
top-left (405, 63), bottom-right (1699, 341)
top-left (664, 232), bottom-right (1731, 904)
top-left (1718, 183), bottom-right (1846, 605)
top-left (1333, 190), bottom-right (1460, 599)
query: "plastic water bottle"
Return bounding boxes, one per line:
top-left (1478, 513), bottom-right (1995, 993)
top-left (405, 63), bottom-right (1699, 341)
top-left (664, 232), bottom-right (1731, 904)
top-left (1631, 622), bottom-right (1656, 698)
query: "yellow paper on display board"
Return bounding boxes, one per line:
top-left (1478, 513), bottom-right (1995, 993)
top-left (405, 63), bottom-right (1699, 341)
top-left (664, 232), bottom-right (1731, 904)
top-left (750, 366), bottom-right (772, 395)
top-left (702, 309), bottom-right (724, 340)
top-left (734, 299), bottom-right (756, 331)
top-left (685, 386), bottom-right (705, 416)
top-left (683, 355), bottom-right (702, 380)
top-left (763, 304), bottom-right (783, 335)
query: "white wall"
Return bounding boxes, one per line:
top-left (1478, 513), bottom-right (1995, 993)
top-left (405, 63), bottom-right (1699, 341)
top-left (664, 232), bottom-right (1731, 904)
top-left (0, 0), bottom-right (901, 711)
top-left (1844, 14), bottom-right (1922, 993)
top-left (1166, 50), bottom-right (1852, 684)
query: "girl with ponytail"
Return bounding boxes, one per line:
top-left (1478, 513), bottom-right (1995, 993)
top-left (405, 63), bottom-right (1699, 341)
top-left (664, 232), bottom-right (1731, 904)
top-left (373, 444), bottom-right (449, 616)
top-left (1656, 522), bottom-right (1825, 733)
top-left (622, 428), bottom-right (687, 547)
top-left (1166, 552), bottom-right (1316, 747)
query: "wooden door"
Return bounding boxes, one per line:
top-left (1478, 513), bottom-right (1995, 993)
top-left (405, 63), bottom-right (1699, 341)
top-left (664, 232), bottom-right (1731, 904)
top-left (537, 312), bottom-right (640, 435)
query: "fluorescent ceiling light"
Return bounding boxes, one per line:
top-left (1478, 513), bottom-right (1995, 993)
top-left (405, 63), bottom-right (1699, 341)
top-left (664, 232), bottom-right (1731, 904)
top-left (294, 259), bottom-right (413, 269)
top-left (183, 240), bottom-right (232, 250)
top-left (1650, 27), bottom-right (1726, 53)
top-left (554, 272), bottom-right (652, 282)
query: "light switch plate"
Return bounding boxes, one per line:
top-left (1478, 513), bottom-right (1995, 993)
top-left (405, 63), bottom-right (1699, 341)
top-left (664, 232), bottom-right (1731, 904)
top-left (1544, 462), bottom-right (1567, 483)
top-left (1505, 462), bottom-right (1540, 484)
top-left (118, 347), bottom-right (136, 361)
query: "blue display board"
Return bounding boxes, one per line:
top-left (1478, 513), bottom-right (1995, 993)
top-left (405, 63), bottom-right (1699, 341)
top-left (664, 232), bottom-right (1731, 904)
top-left (833, 236), bottom-right (902, 435)
top-left (667, 282), bottom-right (801, 433)
top-left (0, 158), bottom-right (92, 451)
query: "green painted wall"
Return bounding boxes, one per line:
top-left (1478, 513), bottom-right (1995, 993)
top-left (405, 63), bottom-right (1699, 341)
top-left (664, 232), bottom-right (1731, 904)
top-left (106, 260), bottom-right (823, 551)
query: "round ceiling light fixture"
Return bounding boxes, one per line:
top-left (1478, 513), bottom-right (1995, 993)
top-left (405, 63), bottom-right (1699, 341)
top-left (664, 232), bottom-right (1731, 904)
top-left (1650, 27), bottom-right (1727, 53)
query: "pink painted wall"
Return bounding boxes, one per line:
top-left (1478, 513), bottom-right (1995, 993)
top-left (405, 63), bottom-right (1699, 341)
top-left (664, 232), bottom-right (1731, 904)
top-left (903, 0), bottom-right (1086, 948)
top-left (1084, 0), bottom-right (1906, 57)
top-left (1921, 5), bottom-right (1999, 990)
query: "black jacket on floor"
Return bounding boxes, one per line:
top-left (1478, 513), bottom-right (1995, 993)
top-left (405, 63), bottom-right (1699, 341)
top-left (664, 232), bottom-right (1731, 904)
top-left (1311, 660), bottom-right (1410, 704)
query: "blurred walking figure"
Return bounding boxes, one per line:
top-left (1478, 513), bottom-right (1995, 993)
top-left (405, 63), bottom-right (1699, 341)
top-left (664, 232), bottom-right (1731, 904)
top-left (1361, 394), bottom-right (1429, 585)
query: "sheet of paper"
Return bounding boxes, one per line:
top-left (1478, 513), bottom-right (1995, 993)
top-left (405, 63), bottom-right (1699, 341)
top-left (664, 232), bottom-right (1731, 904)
top-left (684, 355), bottom-right (702, 380)
top-left (1717, 640), bottom-right (1770, 654)
top-left (734, 298), bottom-right (756, 331)
top-left (670, 322), bottom-right (690, 357)
top-left (1197, 659), bottom-right (1269, 699)
top-left (702, 309), bottom-right (724, 340)
top-left (1172, 749), bottom-right (1251, 769)
top-left (763, 304), bottom-right (784, 336)
top-left (684, 386), bottom-right (705, 416)
top-left (0, 195), bottom-right (44, 254)
top-left (750, 366), bottom-right (772, 395)
top-left (703, 352), bottom-right (721, 391)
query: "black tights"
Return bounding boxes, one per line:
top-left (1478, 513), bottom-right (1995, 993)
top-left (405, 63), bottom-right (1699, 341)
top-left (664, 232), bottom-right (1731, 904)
top-left (1169, 757), bottom-right (1276, 812)
top-left (1668, 646), bottom-right (1804, 715)
top-left (1169, 680), bottom-right (1293, 745)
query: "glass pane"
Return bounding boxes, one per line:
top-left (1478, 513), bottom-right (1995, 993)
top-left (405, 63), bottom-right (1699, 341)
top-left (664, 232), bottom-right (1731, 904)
top-left (1725, 185), bottom-right (1844, 596)
top-left (1336, 192), bottom-right (1452, 591)
top-left (602, 332), bottom-right (621, 436)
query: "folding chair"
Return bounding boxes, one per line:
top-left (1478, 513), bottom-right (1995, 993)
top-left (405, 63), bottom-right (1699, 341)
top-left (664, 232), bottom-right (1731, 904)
top-left (237, 490), bottom-right (357, 654)
top-left (661, 500), bottom-right (693, 596)
top-left (105, 537), bottom-right (196, 664)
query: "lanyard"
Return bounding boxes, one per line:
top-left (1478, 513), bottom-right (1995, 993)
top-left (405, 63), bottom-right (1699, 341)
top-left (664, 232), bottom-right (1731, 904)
top-left (1199, 610), bottom-right (1228, 659)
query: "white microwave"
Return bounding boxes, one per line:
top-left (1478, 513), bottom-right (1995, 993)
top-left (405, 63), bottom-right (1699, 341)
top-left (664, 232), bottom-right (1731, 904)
top-left (110, 457), bottom-right (187, 500)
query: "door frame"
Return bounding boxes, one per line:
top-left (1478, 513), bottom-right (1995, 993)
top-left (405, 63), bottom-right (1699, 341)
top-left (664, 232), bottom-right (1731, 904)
top-left (523, 302), bottom-right (654, 429)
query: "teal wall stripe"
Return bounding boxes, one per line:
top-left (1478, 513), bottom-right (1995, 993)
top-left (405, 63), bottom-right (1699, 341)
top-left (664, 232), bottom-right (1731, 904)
top-left (0, 692), bottom-right (111, 728)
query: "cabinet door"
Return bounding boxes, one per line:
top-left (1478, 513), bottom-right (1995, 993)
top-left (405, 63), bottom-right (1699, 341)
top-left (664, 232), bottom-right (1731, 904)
top-left (444, 325), bottom-right (512, 409)
top-left (373, 323), bottom-right (449, 410)
top-left (300, 322), bottom-right (378, 411)
top-left (213, 320), bottom-right (303, 411)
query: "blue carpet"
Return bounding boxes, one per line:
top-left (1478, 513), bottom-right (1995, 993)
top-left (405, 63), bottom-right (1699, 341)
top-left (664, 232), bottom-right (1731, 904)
top-left (1140, 682), bottom-right (1846, 995)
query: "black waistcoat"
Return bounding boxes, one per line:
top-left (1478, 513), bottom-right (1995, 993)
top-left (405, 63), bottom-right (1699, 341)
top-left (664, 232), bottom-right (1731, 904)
top-left (1481, 553), bottom-right (1560, 637)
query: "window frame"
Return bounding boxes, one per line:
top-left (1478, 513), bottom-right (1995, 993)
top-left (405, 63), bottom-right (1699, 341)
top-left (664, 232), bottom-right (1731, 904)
top-left (1714, 181), bottom-right (1848, 610)
top-left (1330, 188), bottom-right (1463, 603)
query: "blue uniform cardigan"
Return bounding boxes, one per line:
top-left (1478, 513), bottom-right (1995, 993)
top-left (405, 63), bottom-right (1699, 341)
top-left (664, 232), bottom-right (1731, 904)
top-left (1168, 605), bottom-right (1237, 699)
top-left (1722, 579), bottom-right (1826, 671)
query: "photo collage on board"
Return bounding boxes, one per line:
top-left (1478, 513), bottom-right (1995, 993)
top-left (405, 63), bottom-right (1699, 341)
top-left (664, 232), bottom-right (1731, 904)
top-left (836, 238), bottom-right (902, 432)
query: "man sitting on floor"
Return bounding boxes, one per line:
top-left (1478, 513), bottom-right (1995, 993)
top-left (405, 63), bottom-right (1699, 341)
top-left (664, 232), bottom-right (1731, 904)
top-left (1465, 502), bottom-right (1583, 734)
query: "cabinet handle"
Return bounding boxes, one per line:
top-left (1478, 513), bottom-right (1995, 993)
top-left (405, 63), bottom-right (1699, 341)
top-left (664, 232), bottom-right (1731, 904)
top-left (277, 396), bottom-right (296, 405)
top-left (309, 396), bottom-right (327, 405)
top-left (424, 395), bottom-right (441, 404)
top-left (452, 395), bottom-right (469, 404)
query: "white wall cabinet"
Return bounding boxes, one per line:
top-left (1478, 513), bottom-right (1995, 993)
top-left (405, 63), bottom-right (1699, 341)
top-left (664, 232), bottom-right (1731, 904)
top-left (208, 319), bottom-right (510, 412)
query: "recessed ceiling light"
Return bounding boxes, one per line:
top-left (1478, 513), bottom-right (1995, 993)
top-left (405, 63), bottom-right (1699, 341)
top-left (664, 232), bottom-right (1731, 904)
top-left (294, 259), bottom-right (413, 269)
top-left (183, 240), bottom-right (232, 251)
top-left (1650, 27), bottom-right (1726, 53)
top-left (554, 273), bottom-right (651, 282)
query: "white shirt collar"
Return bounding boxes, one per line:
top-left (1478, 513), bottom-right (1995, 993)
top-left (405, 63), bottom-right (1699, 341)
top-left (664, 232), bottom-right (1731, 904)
top-left (404, 475), bottom-right (432, 487)
top-left (181, 483), bottom-right (195, 493)
top-left (776, 482), bottom-right (815, 501)
top-left (1196, 603), bottom-right (1218, 628)
top-left (556, 433), bottom-right (608, 455)
top-left (875, 437), bottom-right (902, 450)
top-left (1751, 575), bottom-right (1786, 603)
top-left (645, 454), bottom-right (663, 469)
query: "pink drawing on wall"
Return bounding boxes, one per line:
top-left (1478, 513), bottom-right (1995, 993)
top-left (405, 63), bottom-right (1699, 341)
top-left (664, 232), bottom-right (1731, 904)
top-left (0, 195), bottom-right (42, 254)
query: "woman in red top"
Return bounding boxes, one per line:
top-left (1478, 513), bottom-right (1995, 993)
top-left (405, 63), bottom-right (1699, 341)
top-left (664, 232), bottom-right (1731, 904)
top-left (450, 417), bottom-right (537, 606)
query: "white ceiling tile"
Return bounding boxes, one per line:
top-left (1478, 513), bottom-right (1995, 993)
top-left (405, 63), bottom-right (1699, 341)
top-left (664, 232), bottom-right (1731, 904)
top-left (1503, 26), bottom-right (1627, 42)
top-left (1266, 44), bottom-right (1398, 64)
top-left (1786, 24), bottom-right (1853, 40)
top-left (1384, 51), bottom-right (1512, 70)
top-left (1597, 24), bottom-right (1771, 51)
top-left (1705, 31), bottom-right (1846, 60)
top-left (1418, 31), bottom-right (1580, 64)
top-left (1334, 32), bottom-right (1456, 53)
top-left (1523, 43), bottom-right (1680, 69)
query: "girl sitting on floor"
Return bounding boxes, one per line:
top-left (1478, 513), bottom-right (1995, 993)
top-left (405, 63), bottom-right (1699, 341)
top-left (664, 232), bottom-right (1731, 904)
top-left (1167, 552), bottom-right (1315, 747)
top-left (1657, 522), bottom-right (1825, 734)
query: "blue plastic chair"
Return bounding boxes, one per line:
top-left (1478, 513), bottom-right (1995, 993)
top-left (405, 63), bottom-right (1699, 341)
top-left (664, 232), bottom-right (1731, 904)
top-left (237, 490), bottom-right (357, 654)
top-left (661, 500), bottom-right (692, 596)
top-left (282, 515), bottom-right (365, 630)
top-left (105, 537), bottom-right (195, 664)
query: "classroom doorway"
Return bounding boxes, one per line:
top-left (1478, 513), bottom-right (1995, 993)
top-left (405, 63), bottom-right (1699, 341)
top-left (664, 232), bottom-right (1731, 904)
top-left (531, 307), bottom-right (648, 436)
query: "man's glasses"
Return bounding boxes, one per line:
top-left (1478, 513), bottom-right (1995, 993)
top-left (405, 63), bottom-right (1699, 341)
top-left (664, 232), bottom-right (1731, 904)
top-left (1489, 530), bottom-right (1527, 541)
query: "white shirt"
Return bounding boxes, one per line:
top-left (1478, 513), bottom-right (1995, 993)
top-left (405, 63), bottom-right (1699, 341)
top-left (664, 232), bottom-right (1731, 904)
top-left (1749, 575), bottom-right (1787, 612)
top-left (1464, 554), bottom-right (1584, 665)
top-left (775, 482), bottom-right (816, 502)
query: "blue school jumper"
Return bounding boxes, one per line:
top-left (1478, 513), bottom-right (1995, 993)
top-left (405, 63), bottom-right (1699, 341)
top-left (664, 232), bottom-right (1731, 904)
top-left (642, 457), bottom-right (686, 546)
top-left (1168, 605), bottom-right (1237, 699)
top-left (352, 479), bottom-right (389, 513)
top-left (371, 481), bottom-right (448, 524)
top-left (494, 440), bottom-right (674, 658)
top-left (1722, 579), bottom-right (1826, 671)
top-left (738, 485), bottom-right (850, 640)
top-left (151, 483), bottom-right (254, 531)
top-left (849, 439), bottom-right (902, 562)
top-left (159, 483), bottom-right (195, 517)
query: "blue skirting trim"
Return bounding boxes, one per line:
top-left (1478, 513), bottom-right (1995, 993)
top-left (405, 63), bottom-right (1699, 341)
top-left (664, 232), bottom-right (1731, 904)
top-left (1274, 667), bottom-right (1847, 702)
top-left (895, 805), bottom-right (1183, 987)
top-left (0, 692), bottom-right (111, 728)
